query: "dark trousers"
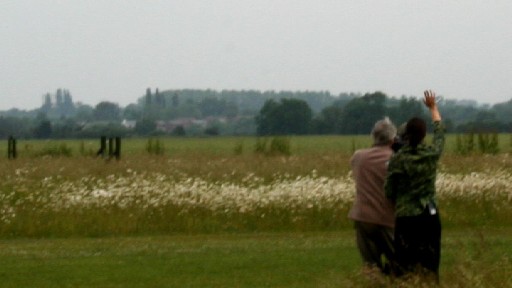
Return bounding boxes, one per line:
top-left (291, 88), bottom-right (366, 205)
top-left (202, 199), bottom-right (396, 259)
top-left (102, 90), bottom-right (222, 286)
top-left (354, 221), bottom-right (395, 274)
top-left (394, 207), bottom-right (441, 281)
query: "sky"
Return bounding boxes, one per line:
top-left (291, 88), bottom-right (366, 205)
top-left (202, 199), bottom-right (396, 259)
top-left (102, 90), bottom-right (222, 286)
top-left (1, 0), bottom-right (512, 110)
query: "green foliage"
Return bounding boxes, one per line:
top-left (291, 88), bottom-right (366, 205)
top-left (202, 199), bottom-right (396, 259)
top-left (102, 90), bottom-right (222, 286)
top-left (0, 116), bottom-right (33, 139)
top-left (253, 138), bottom-right (267, 155)
top-left (145, 138), bottom-right (165, 155)
top-left (93, 101), bottom-right (121, 121)
top-left (33, 143), bottom-right (73, 157)
top-left (171, 125), bottom-right (186, 136)
top-left (339, 92), bottom-right (387, 134)
top-left (456, 132), bottom-right (500, 155)
top-left (254, 137), bottom-right (291, 156)
top-left (477, 133), bottom-right (500, 154)
top-left (75, 122), bottom-right (129, 138)
top-left (269, 137), bottom-right (291, 156)
top-left (78, 141), bottom-right (96, 156)
top-left (387, 96), bottom-right (426, 127)
top-left (33, 119), bottom-right (53, 139)
top-left (204, 126), bottom-right (220, 136)
top-left (233, 140), bottom-right (244, 155)
top-left (351, 138), bottom-right (357, 154)
top-left (455, 133), bottom-right (475, 155)
top-left (4, 88), bottom-right (512, 139)
top-left (311, 105), bottom-right (344, 134)
top-left (134, 118), bottom-right (156, 135)
top-left (256, 98), bottom-right (312, 135)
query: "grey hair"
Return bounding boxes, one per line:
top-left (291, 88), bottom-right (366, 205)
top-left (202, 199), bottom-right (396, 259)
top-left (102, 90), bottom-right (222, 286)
top-left (371, 117), bottom-right (397, 146)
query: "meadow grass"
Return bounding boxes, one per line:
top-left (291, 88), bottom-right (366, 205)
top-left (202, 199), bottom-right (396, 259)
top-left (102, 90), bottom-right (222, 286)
top-left (2, 134), bottom-right (512, 158)
top-left (0, 230), bottom-right (510, 287)
top-left (0, 142), bottom-right (512, 237)
top-left (0, 135), bottom-right (511, 286)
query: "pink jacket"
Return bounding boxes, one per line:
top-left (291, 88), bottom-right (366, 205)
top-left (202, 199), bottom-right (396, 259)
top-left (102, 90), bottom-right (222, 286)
top-left (348, 145), bottom-right (395, 228)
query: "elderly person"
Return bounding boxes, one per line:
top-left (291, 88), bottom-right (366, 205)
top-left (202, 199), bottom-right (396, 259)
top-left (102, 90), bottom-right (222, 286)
top-left (385, 90), bottom-right (445, 283)
top-left (349, 117), bottom-right (397, 275)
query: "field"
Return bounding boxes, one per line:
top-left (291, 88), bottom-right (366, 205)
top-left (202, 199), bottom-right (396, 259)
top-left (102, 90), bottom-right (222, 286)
top-left (0, 135), bottom-right (511, 287)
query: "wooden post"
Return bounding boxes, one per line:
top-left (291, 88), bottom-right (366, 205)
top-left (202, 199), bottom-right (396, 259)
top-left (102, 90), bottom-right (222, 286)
top-left (8, 136), bottom-right (17, 159)
top-left (114, 137), bottom-right (121, 160)
top-left (108, 137), bottom-right (114, 158)
top-left (97, 136), bottom-right (107, 157)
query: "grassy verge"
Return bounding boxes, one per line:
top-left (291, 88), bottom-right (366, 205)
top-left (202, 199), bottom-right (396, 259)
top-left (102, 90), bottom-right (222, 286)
top-left (0, 229), bottom-right (510, 287)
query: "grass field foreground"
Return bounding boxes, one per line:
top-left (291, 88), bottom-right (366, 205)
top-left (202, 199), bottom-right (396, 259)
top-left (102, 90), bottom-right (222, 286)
top-left (0, 230), bottom-right (510, 287)
top-left (0, 136), bottom-right (511, 286)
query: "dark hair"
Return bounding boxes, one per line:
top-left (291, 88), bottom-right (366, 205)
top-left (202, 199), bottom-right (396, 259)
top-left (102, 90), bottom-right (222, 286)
top-left (405, 117), bottom-right (426, 147)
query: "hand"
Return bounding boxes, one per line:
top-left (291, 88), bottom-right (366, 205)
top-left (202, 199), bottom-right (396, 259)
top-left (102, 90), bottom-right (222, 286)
top-left (423, 89), bottom-right (441, 121)
top-left (423, 90), bottom-right (437, 109)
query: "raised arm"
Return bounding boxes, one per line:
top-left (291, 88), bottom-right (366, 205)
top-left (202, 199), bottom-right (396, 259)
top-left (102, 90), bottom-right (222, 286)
top-left (424, 90), bottom-right (445, 154)
top-left (423, 90), bottom-right (441, 122)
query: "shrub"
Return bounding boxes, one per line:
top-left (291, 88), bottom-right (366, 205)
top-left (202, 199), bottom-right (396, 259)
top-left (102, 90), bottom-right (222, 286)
top-left (455, 133), bottom-right (475, 155)
top-left (233, 141), bottom-right (244, 155)
top-left (254, 137), bottom-right (291, 156)
top-left (269, 137), bottom-right (291, 156)
top-left (254, 138), bottom-right (268, 154)
top-left (477, 133), bottom-right (499, 155)
top-left (146, 138), bottom-right (165, 155)
top-left (34, 143), bottom-right (73, 157)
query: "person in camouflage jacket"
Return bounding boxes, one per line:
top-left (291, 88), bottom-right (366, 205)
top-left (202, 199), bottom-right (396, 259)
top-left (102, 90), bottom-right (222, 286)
top-left (384, 90), bottom-right (445, 283)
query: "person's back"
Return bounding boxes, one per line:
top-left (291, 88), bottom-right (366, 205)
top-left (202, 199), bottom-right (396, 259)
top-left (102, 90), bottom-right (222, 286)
top-left (348, 117), bottom-right (397, 277)
top-left (386, 121), bottom-right (444, 217)
top-left (349, 145), bottom-right (394, 227)
top-left (384, 90), bottom-right (445, 284)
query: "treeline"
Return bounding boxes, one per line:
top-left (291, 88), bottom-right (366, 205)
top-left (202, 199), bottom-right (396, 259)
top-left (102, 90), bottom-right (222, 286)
top-left (0, 88), bottom-right (511, 139)
top-left (256, 92), bottom-right (512, 135)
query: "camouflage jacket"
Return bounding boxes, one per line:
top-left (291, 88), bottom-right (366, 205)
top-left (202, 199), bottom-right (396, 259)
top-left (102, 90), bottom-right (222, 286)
top-left (384, 121), bottom-right (445, 217)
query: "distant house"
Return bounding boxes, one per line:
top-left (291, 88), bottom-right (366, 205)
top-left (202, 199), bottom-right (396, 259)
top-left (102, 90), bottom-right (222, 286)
top-left (121, 119), bottom-right (136, 129)
top-left (154, 118), bottom-right (220, 133)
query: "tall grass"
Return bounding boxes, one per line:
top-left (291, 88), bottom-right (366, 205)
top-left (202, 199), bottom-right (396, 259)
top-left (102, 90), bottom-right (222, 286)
top-left (0, 152), bottom-right (511, 237)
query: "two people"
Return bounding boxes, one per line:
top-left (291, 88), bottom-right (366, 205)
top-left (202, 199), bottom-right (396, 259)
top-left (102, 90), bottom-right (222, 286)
top-left (349, 90), bottom-right (445, 283)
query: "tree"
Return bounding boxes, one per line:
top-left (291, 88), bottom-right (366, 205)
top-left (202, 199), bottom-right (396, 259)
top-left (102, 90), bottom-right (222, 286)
top-left (0, 116), bottom-right (32, 138)
top-left (61, 90), bottom-right (75, 116)
top-left (256, 99), bottom-right (280, 135)
top-left (41, 93), bottom-right (52, 113)
top-left (74, 103), bottom-right (94, 121)
top-left (171, 93), bottom-right (180, 107)
top-left (33, 113), bottom-right (53, 139)
top-left (339, 92), bottom-right (387, 134)
top-left (387, 96), bottom-right (425, 127)
top-left (256, 98), bottom-right (312, 135)
top-left (93, 102), bottom-right (121, 121)
top-left (154, 88), bottom-right (166, 107)
top-left (172, 125), bottom-right (186, 136)
top-left (199, 97), bottom-right (227, 117)
top-left (55, 89), bottom-right (64, 108)
top-left (123, 104), bottom-right (141, 120)
top-left (311, 105), bottom-right (344, 134)
top-left (135, 118), bottom-right (156, 135)
top-left (145, 88), bottom-right (152, 106)
top-left (204, 126), bottom-right (220, 136)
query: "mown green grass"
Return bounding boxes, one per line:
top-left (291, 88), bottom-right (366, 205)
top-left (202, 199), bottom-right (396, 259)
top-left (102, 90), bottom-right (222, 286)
top-left (0, 229), bottom-right (510, 288)
top-left (2, 134), bottom-right (512, 158)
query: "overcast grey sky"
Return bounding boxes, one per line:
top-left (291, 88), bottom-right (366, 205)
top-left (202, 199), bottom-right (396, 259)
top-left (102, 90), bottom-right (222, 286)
top-left (1, 0), bottom-right (511, 110)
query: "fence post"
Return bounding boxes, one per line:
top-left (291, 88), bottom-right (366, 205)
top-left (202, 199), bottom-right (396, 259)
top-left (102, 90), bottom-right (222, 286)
top-left (97, 136), bottom-right (121, 160)
top-left (108, 137), bottom-right (114, 158)
top-left (114, 137), bottom-right (121, 160)
top-left (97, 136), bottom-right (107, 157)
top-left (8, 136), bottom-right (17, 159)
